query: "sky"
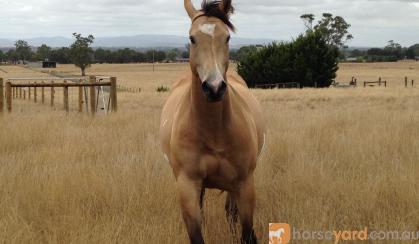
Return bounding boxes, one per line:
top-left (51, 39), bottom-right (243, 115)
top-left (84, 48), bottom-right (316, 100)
top-left (0, 0), bottom-right (418, 47)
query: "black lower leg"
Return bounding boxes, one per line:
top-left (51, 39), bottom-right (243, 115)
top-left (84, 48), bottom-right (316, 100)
top-left (241, 227), bottom-right (257, 244)
top-left (189, 226), bottom-right (205, 244)
top-left (185, 217), bottom-right (205, 244)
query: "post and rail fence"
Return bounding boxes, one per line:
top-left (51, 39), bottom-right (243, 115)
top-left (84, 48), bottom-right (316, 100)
top-left (364, 77), bottom-right (387, 87)
top-left (0, 76), bottom-right (117, 114)
top-left (255, 82), bottom-right (301, 89)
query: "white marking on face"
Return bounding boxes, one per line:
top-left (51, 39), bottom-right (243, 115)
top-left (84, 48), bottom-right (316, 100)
top-left (163, 153), bottom-right (169, 163)
top-left (197, 62), bottom-right (224, 91)
top-left (211, 63), bottom-right (224, 88)
top-left (162, 119), bottom-right (168, 127)
top-left (199, 24), bottom-right (216, 37)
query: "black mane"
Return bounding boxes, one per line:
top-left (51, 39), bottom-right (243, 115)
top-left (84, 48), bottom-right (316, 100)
top-left (201, 0), bottom-right (235, 31)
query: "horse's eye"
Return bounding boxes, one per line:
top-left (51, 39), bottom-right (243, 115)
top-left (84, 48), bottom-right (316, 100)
top-left (190, 36), bottom-right (196, 45)
top-left (226, 36), bottom-right (231, 43)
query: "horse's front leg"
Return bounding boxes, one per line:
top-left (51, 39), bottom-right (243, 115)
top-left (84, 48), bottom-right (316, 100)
top-left (225, 192), bottom-right (239, 242)
top-left (237, 175), bottom-right (257, 244)
top-left (177, 173), bottom-right (205, 244)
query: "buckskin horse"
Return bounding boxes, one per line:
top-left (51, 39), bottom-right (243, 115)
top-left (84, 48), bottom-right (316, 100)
top-left (159, 0), bottom-right (265, 243)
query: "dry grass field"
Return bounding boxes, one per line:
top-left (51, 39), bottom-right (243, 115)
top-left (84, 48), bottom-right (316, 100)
top-left (0, 62), bottom-right (418, 243)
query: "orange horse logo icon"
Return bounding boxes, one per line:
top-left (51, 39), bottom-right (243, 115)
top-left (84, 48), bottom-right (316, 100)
top-left (269, 223), bottom-right (290, 244)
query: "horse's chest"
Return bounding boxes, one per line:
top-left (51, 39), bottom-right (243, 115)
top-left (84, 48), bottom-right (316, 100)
top-left (198, 142), bottom-right (255, 188)
top-left (199, 153), bottom-right (239, 190)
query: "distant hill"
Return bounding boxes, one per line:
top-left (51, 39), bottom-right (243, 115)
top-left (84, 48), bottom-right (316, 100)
top-left (0, 35), bottom-right (274, 49)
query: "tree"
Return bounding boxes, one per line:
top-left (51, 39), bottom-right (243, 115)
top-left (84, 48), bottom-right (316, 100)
top-left (6, 49), bottom-right (18, 63)
top-left (406, 44), bottom-right (419, 59)
top-left (0, 50), bottom-right (4, 62)
top-left (237, 31), bottom-right (339, 88)
top-left (133, 51), bottom-right (146, 63)
top-left (15, 40), bottom-right (32, 63)
top-left (70, 33), bottom-right (95, 76)
top-left (94, 48), bottom-right (110, 63)
top-left (145, 50), bottom-right (166, 63)
top-left (384, 40), bottom-right (402, 59)
top-left (167, 49), bottom-right (180, 62)
top-left (302, 13), bottom-right (353, 48)
top-left (115, 48), bottom-right (136, 63)
top-left (367, 48), bottom-right (383, 56)
top-left (51, 48), bottom-right (71, 64)
top-left (349, 49), bottom-right (364, 57)
top-left (300, 14), bottom-right (315, 31)
top-left (235, 45), bottom-right (260, 61)
top-left (36, 44), bottom-right (52, 61)
top-left (292, 32), bottom-right (339, 87)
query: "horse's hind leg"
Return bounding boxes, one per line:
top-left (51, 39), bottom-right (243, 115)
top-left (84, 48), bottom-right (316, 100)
top-left (177, 175), bottom-right (205, 244)
top-left (237, 176), bottom-right (257, 244)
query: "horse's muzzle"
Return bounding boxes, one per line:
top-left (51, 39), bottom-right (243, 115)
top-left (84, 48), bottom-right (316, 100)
top-left (202, 81), bottom-right (227, 102)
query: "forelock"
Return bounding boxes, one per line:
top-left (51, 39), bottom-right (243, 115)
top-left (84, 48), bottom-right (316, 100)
top-left (200, 0), bottom-right (235, 32)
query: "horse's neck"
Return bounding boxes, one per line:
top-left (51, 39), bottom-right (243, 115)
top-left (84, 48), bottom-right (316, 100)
top-left (190, 73), bottom-right (232, 136)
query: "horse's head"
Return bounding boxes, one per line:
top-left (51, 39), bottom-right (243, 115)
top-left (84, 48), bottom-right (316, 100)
top-left (184, 0), bottom-right (235, 102)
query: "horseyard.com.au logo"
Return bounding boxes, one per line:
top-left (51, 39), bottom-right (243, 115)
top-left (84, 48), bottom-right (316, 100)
top-left (269, 223), bottom-right (419, 243)
top-left (269, 223), bottom-right (291, 244)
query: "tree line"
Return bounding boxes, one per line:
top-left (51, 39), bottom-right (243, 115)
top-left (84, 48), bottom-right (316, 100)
top-left (0, 33), bottom-right (193, 75)
top-left (345, 41), bottom-right (419, 62)
top-left (0, 43), bottom-right (190, 65)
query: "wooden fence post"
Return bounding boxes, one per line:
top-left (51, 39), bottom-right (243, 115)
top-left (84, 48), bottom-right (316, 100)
top-left (41, 82), bottom-right (45, 104)
top-left (0, 78), bottom-right (3, 113)
top-left (51, 81), bottom-right (55, 107)
top-left (19, 87), bottom-right (22, 99)
top-left (6, 82), bottom-right (12, 112)
top-left (78, 81), bottom-right (83, 112)
top-left (34, 82), bottom-right (37, 103)
top-left (29, 86), bottom-right (31, 100)
top-left (378, 77), bottom-right (382, 86)
top-left (412, 80), bottom-right (414, 87)
top-left (23, 90), bottom-right (26, 100)
top-left (89, 76), bottom-right (96, 115)
top-left (110, 77), bottom-right (117, 112)
top-left (63, 80), bottom-right (69, 113)
top-left (405, 77), bottom-right (408, 87)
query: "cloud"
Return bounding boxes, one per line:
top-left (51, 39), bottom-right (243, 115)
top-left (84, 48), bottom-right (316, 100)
top-left (0, 0), bottom-right (418, 47)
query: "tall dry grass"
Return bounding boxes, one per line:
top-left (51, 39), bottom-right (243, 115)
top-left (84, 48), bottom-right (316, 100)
top-left (0, 63), bottom-right (418, 243)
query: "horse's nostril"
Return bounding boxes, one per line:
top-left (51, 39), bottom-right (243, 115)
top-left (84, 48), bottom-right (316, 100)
top-left (219, 81), bottom-right (227, 94)
top-left (201, 81), bottom-right (227, 102)
top-left (202, 82), bottom-right (211, 94)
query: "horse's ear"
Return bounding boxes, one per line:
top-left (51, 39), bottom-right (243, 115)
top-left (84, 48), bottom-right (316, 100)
top-left (185, 0), bottom-right (198, 19)
top-left (219, 0), bottom-right (234, 15)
